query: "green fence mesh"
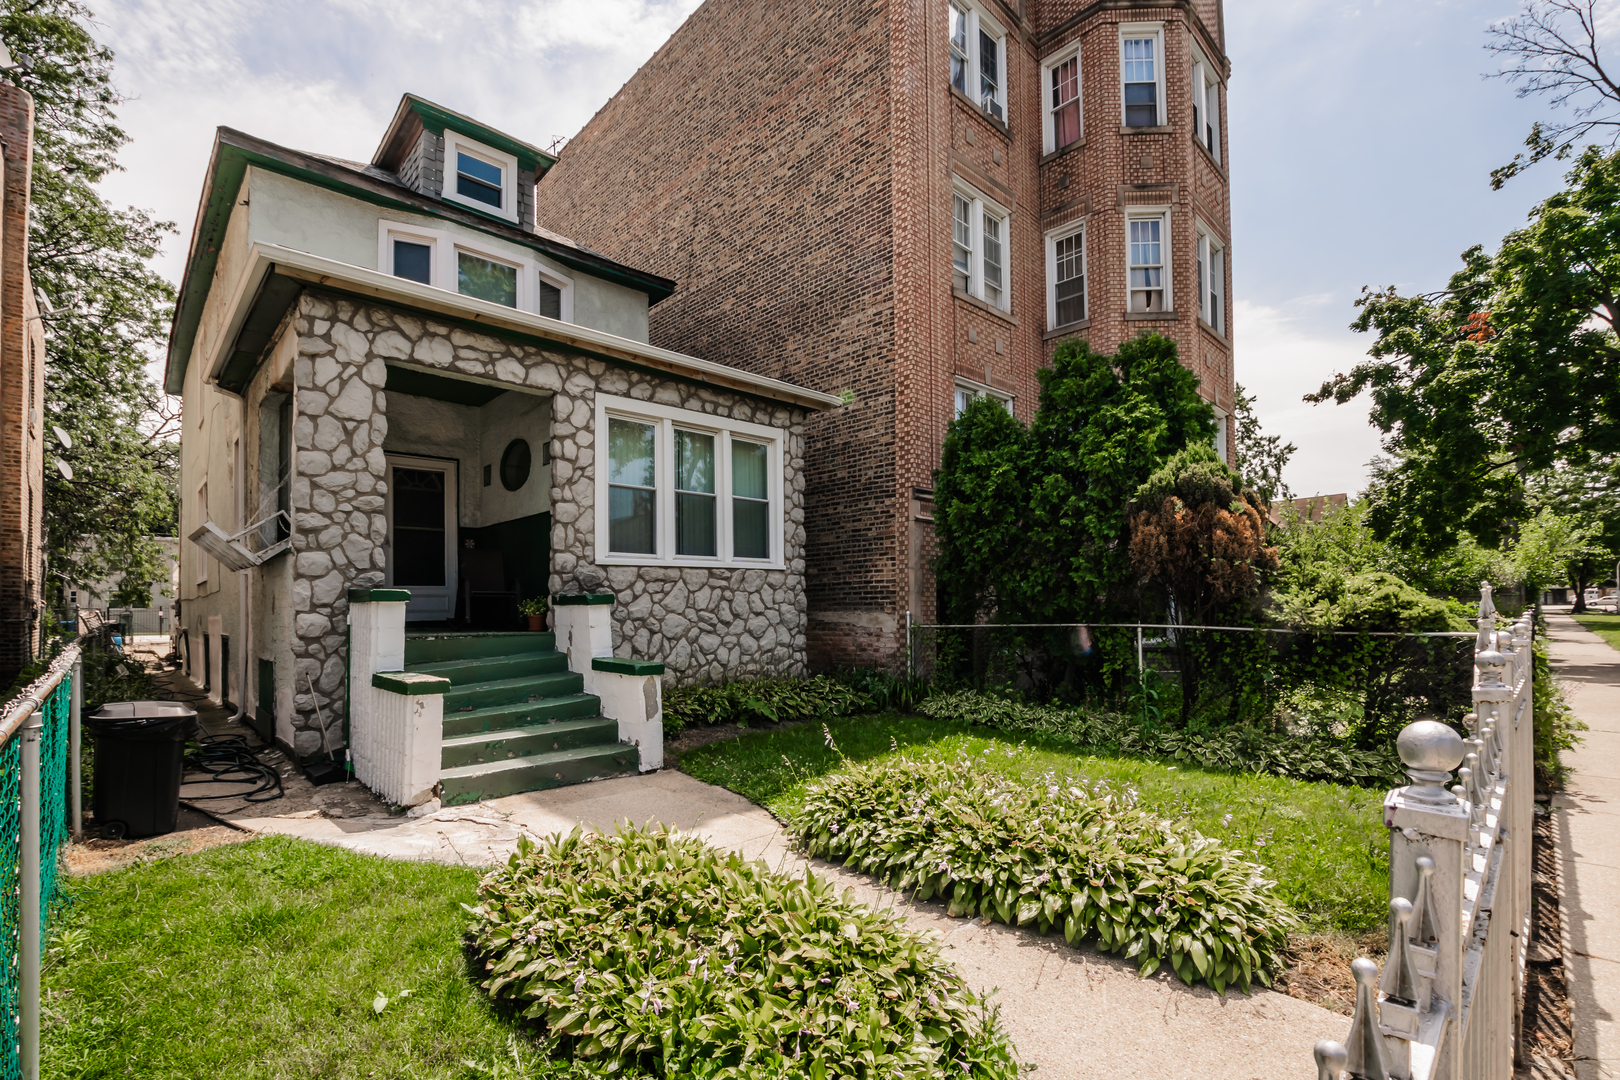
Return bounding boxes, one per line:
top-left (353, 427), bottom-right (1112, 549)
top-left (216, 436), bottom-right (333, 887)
top-left (0, 669), bottom-right (73, 1080)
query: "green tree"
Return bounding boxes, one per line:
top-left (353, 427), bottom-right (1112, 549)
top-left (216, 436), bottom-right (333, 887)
top-left (1309, 147), bottom-right (1620, 555)
top-left (1, 1), bottom-right (179, 604)
top-left (933, 396), bottom-right (1029, 625)
top-left (1524, 456), bottom-right (1620, 610)
top-left (1232, 384), bottom-right (1295, 508)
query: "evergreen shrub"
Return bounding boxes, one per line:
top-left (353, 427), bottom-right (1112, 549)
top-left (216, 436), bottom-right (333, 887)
top-left (466, 825), bottom-right (1020, 1079)
top-left (794, 757), bottom-right (1295, 993)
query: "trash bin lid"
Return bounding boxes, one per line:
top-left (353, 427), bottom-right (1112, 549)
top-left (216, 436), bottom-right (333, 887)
top-left (87, 701), bottom-right (197, 722)
top-left (85, 700), bottom-right (199, 739)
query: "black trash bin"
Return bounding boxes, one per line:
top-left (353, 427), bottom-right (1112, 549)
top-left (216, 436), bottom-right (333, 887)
top-left (85, 701), bottom-right (198, 839)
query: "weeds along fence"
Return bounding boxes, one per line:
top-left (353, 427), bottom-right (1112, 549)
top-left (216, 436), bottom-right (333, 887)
top-left (0, 644), bottom-right (81, 1080)
top-left (1314, 586), bottom-right (1532, 1080)
top-left (906, 618), bottom-right (1477, 736)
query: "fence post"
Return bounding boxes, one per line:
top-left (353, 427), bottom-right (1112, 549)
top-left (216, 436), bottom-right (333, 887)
top-left (69, 658), bottom-right (82, 839)
top-left (19, 708), bottom-right (43, 1080)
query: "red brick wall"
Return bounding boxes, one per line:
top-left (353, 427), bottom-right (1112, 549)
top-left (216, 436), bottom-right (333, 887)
top-left (537, 0), bottom-right (1233, 673)
top-left (0, 83), bottom-right (42, 682)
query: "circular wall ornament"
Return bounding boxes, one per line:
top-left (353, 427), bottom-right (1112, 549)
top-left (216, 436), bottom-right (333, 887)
top-left (500, 438), bottom-right (531, 491)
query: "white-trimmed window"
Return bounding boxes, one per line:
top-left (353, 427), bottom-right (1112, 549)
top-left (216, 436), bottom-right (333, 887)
top-left (1212, 406), bottom-right (1230, 464)
top-left (378, 220), bottom-right (571, 321)
top-left (1192, 54), bottom-right (1222, 162)
top-left (1043, 47), bottom-right (1082, 153)
top-left (948, 1), bottom-right (1006, 121)
top-left (1121, 26), bottom-right (1164, 128)
top-left (953, 379), bottom-right (1014, 418)
top-left (1196, 225), bottom-right (1225, 334)
top-left (1127, 214), bottom-right (1169, 313)
top-left (1046, 224), bottom-right (1087, 328)
top-left (950, 180), bottom-right (1011, 312)
top-left (442, 130), bottom-right (520, 224)
top-left (595, 393), bottom-right (785, 568)
top-left (194, 480), bottom-right (209, 585)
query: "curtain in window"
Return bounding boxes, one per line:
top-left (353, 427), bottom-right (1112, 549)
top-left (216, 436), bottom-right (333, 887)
top-left (1123, 38), bottom-right (1157, 126)
top-left (949, 4), bottom-right (968, 93)
top-left (1052, 58), bottom-right (1080, 149)
top-left (608, 418), bottom-right (656, 554)
top-left (732, 440), bottom-right (769, 559)
top-left (675, 429), bottom-right (717, 557)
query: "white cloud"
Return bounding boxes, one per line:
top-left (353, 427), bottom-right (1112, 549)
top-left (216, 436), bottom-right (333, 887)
top-left (1234, 299), bottom-right (1385, 500)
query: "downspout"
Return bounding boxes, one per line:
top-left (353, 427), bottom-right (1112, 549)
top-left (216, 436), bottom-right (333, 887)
top-left (228, 395), bottom-right (249, 724)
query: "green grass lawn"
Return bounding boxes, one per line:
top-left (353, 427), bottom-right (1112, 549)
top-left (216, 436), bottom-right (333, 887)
top-left (44, 836), bottom-right (606, 1080)
top-left (1574, 614), bottom-right (1620, 653)
top-left (678, 714), bottom-right (1391, 936)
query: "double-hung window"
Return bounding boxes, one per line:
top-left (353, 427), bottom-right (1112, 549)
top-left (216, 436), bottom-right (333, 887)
top-left (948, 2), bottom-right (1006, 121)
top-left (1196, 226), bottom-right (1225, 334)
top-left (953, 379), bottom-right (1014, 418)
top-left (1128, 214), bottom-right (1168, 313)
top-left (1046, 225), bottom-right (1087, 328)
top-left (442, 130), bottom-right (519, 223)
top-left (1044, 49), bottom-right (1082, 153)
top-left (1192, 55), bottom-right (1222, 161)
top-left (950, 181), bottom-right (1010, 312)
top-left (597, 394), bottom-right (785, 568)
top-left (379, 220), bottom-right (572, 320)
top-left (1121, 27), bottom-right (1163, 127)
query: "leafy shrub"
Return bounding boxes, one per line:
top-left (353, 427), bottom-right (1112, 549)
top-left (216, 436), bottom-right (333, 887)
top-left (662, 676), bottom-right (868, 735)
top-left (1532, 637), bottom-right (1585, 790)
top-left (794, 757), bottom-right (1295, 993)
top-left (919, 691), bottom-right (1404, 788)
top-left (828, 667), bottom-right (931, 713)
top-left (466, 825), bottom-right (1020, 1079)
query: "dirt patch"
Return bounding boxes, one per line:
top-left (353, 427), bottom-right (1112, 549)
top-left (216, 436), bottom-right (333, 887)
top-left (1277, 930), bottom-right (1388, 1015)
top-left (664, 718), bottom-right (813, 764)
top-left (65, 807), bottom-right (253, 875)
top-left (1517, 803), bottom-right (1575, 1079)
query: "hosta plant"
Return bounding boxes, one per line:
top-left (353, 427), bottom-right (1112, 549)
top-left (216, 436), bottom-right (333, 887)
top-left (793, 756), bottom-right (1296, 993)
top-left (466, 824), bottom-right (1020, 1079)
top-left (662, 676), bottom-right (868, 734)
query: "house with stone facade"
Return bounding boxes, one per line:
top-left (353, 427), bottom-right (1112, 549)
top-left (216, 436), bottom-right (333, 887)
top-left (166, 95), bottom-right (837, 800)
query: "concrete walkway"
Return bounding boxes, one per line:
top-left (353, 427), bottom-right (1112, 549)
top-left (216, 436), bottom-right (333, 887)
top-left (1547, 613), bottom-right (1620, 1080)
top-left (223, 769), bottom-right (1343, 1078)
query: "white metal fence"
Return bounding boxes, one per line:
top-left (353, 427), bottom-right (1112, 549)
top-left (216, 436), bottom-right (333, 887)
top-left (1314, 583), bottom-right (1533, 1080)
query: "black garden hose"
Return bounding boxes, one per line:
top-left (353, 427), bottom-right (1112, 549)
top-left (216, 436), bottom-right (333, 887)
top-left (181, 733), bottom-right (285, 803)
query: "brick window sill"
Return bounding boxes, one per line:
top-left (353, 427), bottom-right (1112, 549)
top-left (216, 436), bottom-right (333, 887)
top-left (1040, 139), bottom-right (1085, 166)
top-left (1118, 124), bottom-right (1176, 136)
top-left (953, 287), bottom-right (1018, 326)
top-left (1043, 318), bottom-right (1090, 340)
top-left (950, 86), bottom-right (1012, 140)
top-left (1123, 310), bottom-right (1180, 322)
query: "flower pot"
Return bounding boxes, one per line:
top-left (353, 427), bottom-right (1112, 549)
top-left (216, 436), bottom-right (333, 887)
top-left (526, 614), bottom-right (544, 631)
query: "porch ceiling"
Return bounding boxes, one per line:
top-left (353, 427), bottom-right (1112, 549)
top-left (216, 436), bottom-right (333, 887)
top-left (384, 365), bottom-right (509, 406)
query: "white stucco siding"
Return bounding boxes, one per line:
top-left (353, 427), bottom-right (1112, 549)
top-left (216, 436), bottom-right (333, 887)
top-left (382, 392), bottom-right (484, 527)
top-left (477, 390), bottom-right (551, 526)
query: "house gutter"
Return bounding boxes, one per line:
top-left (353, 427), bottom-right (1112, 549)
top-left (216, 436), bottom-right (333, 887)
top-left (203, 243), bottom-right (844, 413)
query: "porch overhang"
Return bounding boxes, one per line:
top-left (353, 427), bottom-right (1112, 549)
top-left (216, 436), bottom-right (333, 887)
top-left (200, 242), bottom-right (845, 412)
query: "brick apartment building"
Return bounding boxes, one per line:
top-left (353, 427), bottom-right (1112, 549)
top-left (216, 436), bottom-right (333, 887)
top-left (0, 80), bottom-right (46, 685)
top-left (535, 0), bottom-right (1235, 670)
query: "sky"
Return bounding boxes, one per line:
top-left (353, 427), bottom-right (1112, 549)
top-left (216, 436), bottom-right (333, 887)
top-left (88, 0), bottom-right (1581, 498)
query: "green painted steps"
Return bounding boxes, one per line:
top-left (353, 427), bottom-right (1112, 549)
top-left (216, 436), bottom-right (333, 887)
top-left (440, 693), bottom-right (601, 737)
top-left (440, 744), bottom-right (639, 805)
top-left (440, 716), bottom-right (621, 768)
top-left (440, 671), bottom-right (586, 713)
top-left (404, 631), bottom-right (556, 665)
top-left (409, 651), bottom-right (569, 686)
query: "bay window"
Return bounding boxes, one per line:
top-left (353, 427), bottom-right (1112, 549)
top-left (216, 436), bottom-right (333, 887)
top-left (954, 379), bottom-right (1014, 418)
top-left (1121, 28), bottom-right (1163, 128)
top-left (1046, 225), bottom-right (1087, 328)
top-left (950, 180), bottom-right (1011, 312)
top-left (596, 394), bottom-right (785, 568)
top-left (1044, 50), bottom-right (1082, 153)
top-left (1192, 55), bottom-right (1222, 162)
top-left (948, 2), bottom-right (1006, 121)
top-left (1128, 215), bottom-right (1168, 313)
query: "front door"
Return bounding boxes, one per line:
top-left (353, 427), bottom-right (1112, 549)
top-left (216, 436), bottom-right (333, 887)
top-left (384, 455), bottom-right (459, 621)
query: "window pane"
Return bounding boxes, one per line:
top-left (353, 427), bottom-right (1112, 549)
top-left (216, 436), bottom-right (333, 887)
top-left (952, 194), bottom-right (972, 292)
top-left (1124, 82), bottom-right (1157, 127)
top-left (457, 251), bottom-right (518, 307)
top-left (1129, 219), bottom-right (1165, 312)
top-left (456, 152), bottom-right (503, 208)
top-left (733, 498), bottom-right (768, 560)
top-left (732, 440), bottom-right (768, 500)
top-left (609, 487), bottom-right (656, 555)
top-left (393, 240), bottom-right (432, 284)
top-left (676, 492), bottom-right (716, 557)
top-left (608, 418), bottom-right (656, 488)
top-left (391, 468), bottom-right (446, 586)
top-left (949, 4), bottom-right (968, 93)
top-left (540, 281), bottom-right (562, 319)
top-left (979, 29), bottom-right (1001, 117)
top-left (675, 429), bottom-right (715, 495)
top-left (1052, 57), bottom-right (1081, 149)
top-left (1054, 231), bottom-right (1085, 325)
top-left (1122, 37), bottom-right (1155, 82)
top-left (982, 212), bottom-right (1003, 305)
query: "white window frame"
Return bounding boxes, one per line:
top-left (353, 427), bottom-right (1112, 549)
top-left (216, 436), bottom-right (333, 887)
top-left (1195, 223), bottom-right (1225, 334)
top-left (442, 130), bottom-right (520, 224)
top-left (377, 220), bottom-right (573, 321)
top-left (1191, 49), bottom-right (1222, 163)
top-left (950, 178), bottom-right (1011, 312)
top-left (1045, 222), bottom-right (1088, 329)
top-left (953, 378), bottom-right (1014, 419)
top-left (1125, 209), bottom-right (1172, 314)
top-left (1119, 24), bottom-right (1166, 129)
top-left (948, 1), bottom-right (1007, 122)
top-left (194, 479), bottom-right (209, 585)
top-left (1042, 44), bottom-right (1083, 154)
top-left (1212, 405), bottom-right (1230, 465)
top-left (593, 393), bottom-right (786, 570)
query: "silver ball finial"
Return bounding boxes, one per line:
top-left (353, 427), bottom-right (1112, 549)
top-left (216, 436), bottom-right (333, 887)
top-left (1314, 1040), bottom-right (1349, 1080)
top-left (1397, 720), bottom-right (1464, 804)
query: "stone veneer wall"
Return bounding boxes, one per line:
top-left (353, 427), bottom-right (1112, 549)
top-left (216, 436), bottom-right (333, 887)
top-left (283, 292), bottom-right (810, 750)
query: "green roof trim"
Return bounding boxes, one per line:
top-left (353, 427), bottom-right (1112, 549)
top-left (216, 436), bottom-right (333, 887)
top-left (349, 588), bottom-right (412, 603)
top-left (406, 97), bottom-right (555, 174)
top-left (553, 593), bottom-right (615, 606)
top-left (592, 657), bottom-right (665, 676)
top-left (372, 670), bottom-right (451, 695)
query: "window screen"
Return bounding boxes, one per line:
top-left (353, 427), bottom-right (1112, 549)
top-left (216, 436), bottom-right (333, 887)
top-left (456, 151), bottom-right (503, 209)
top-left (1123, 37), bottom-right (1158, 126)
top-left (393, 239), bottom-right (432, 285)
top-left (674, 429), bottom-right (716, 558)
top-left (608, 418), bottom-right (657, 554)
top-left (731, 440), bottom-right (769, 560)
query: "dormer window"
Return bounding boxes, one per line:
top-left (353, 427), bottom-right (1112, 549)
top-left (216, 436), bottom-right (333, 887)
top-left (379, 220), bottom-right (573, 319)
top-left (441, 130), bottom-right (519, 223)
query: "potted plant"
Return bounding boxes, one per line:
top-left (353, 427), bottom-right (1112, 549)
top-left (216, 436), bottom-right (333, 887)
top-left (517, 597), bottom-right (549, 631)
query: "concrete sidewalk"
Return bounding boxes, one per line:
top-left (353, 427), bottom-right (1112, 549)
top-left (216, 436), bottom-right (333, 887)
top-left (1547, 613), bottom-right (1620, 1080)
top-left (227, 770), bottom-right (1343, 1078)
